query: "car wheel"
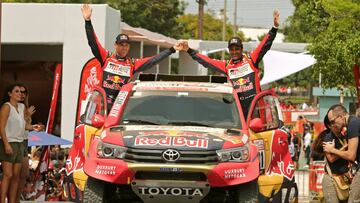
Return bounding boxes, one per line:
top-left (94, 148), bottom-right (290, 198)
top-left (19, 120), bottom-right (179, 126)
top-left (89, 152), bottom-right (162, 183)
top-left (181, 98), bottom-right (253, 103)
top-left (232, 180), bottom-right (258, 203)
top-left (83, 177), bottom-right (106, 203)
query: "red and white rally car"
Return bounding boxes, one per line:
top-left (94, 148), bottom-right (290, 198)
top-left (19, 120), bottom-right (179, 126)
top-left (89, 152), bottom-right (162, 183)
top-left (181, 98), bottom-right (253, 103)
top-left (66, 73), bottom-right (298, 203)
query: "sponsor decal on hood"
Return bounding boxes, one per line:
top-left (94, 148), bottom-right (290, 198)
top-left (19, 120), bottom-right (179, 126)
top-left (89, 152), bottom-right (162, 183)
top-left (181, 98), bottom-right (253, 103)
top-left (107, 125), bottom-right (246, 151)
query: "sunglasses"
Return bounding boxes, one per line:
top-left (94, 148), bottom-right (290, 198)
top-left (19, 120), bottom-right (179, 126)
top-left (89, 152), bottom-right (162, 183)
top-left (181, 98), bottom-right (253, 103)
top-left (329, 115), bottom-right (341, 126)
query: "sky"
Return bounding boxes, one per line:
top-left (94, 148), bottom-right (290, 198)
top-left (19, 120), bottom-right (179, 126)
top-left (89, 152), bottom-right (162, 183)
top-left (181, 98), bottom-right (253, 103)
top-left (182, 0), bottom-right (295, 28)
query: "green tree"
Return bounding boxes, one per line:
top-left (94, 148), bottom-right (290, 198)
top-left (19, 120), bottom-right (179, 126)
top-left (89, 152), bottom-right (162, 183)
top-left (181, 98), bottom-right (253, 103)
top-left (283, 0), bottom-right (360, 92)
top-left (108, 0), bottom-right (185, 38)
top-left (177, 12), bottom-right (245, 41)
top-left (283, 0), bottom-right (330, 43)
top-left (308, 0), bottom-right (360, 89)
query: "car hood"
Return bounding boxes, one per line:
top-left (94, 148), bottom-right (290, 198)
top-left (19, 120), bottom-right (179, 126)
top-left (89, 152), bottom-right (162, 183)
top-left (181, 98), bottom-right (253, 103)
top-left (102, 125), bottom-right (248, 151)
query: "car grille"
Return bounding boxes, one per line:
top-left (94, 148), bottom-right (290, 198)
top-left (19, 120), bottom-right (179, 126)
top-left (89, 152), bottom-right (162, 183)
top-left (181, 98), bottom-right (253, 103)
top-left (135, 171), bottom-right (207, 181)
top-left (125, 148), bottom-right (219, 164)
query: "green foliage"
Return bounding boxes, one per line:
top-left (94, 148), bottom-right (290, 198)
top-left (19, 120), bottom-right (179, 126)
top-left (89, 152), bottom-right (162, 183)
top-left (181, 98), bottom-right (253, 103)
top-left (283, 0), bottom-right (360, 91)
top-left (108, 0), bottom-right (185, 38)
top-left (308, 0), bottom-right (360, 89)
top-left (283, 0), bottom-right (330, 43)
top-left (176, 13), bottom-right (245, 41)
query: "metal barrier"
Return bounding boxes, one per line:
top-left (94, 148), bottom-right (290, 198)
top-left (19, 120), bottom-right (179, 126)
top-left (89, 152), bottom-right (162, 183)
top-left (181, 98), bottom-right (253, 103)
top-left (295, 161), bottom-right (325, 203)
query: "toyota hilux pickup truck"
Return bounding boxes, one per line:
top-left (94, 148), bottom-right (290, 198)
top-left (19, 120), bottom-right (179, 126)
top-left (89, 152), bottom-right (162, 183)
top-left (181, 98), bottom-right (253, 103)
top-left (65, 71), bottom-right (297, 203)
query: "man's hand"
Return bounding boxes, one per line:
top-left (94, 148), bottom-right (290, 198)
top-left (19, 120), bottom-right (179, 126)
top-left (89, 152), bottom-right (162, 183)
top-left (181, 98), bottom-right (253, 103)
top-left (173, 42), bottom-right (183, 51)
top-left (323, 140), bottom-right (335, 153)
top-left (273, 9), bottom-right (280, 28)
top-left (82, 4), bottom-right (92, 21)
top-left (180, 40), bottom-right (189, 51)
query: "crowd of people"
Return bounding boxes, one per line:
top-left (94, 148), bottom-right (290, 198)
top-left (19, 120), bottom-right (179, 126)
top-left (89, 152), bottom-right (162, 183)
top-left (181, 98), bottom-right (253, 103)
top-left (287, 115), bottom-right (314, 169)
top-left (19, 146), bottom-right (69, 201)
top-left (280, 100), bottom-right (315, 111)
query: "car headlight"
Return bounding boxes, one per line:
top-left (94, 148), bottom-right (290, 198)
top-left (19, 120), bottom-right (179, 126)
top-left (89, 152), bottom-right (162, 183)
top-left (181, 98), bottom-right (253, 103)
top-left (97, 140), bottom-right (127, 159)
top-left (216, 145), bottom-right (249, 162)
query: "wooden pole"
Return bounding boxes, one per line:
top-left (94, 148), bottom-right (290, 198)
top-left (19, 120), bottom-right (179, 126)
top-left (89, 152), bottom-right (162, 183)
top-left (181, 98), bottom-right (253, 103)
top-left (222, 0), bottom-right (227, 60)
top-left (197, 0), bottom-right (205, 40)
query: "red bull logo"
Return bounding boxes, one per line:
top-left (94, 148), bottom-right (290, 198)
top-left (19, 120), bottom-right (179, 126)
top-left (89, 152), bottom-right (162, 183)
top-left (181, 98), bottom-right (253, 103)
top-left (266, 130), bottom-right (295, 180)
top-left (135, 137), bottom-right (209, 148)
top-left (106, 75), bottom-right (125, 84)
top-left (236, 77), bottom-right (250, 86)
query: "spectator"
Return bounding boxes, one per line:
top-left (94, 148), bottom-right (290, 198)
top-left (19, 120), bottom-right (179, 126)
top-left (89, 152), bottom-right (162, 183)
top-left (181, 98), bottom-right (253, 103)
top-left (287, 101), bottom-right (296, 110)
top-left (314, 113), bottom-right (350, 202)
top-left (323, 104), bottom-right (360, 202)
top-left (17, 84), bottom-right (42, 201)
top-left (303, 130), bottom-right (312, 167)
top-left (291, 132), bottom-right (302, 169)
top-left (0, 83), bottom-right (40, 203)
top-left (302, 102), bottom-right (309, 110)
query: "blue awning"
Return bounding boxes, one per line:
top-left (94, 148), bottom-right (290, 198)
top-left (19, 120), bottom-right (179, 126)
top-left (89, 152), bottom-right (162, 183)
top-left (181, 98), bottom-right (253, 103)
top-left (28, 131), bottom-right (72, 146)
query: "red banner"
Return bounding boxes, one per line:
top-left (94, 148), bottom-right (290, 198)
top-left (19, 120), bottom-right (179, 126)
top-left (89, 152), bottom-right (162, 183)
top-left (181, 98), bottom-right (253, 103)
top-left (75, 58), bottom-right (102, 126)
top-left (46, 63), bottom-right (62, 134)
top-left (36, 63), bottom-right (62, 179)
top-left (353, 64), bottom-right (360, 107)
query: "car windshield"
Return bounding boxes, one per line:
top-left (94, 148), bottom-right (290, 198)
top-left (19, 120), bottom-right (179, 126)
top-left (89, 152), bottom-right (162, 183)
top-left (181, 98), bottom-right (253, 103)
top-left (120, 90), bottom-right (241, 129)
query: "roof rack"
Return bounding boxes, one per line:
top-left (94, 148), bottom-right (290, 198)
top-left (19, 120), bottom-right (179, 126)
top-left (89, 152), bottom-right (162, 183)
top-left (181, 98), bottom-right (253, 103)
top-left (136, 73), bottom-right (228, 84)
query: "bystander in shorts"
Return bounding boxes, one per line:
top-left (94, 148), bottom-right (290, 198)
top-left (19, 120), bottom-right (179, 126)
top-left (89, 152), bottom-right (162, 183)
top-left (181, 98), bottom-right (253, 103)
top-left (0, 141), bottom-right (24, 163)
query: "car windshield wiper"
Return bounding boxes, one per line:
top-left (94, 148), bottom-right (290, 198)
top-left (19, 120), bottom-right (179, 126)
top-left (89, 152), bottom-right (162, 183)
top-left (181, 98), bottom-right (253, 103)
top-left (166, 121), bottom-right (211, 127)
top-left (122, 119), bottom-right (160, 125)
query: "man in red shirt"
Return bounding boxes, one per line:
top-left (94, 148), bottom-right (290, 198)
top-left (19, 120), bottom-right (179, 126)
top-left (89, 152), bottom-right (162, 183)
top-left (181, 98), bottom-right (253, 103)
top-left (82, 4), bottom-right (180, 111)
top-left (180, 10), bottom-right (280, 118)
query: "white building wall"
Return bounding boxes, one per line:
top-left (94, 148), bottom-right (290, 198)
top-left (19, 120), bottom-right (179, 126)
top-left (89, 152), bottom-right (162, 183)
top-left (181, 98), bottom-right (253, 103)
top-left (2, 3), bottom-right (120, 141)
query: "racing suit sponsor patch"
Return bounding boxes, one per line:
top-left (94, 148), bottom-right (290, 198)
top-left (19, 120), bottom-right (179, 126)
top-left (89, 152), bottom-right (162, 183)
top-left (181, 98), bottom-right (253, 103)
top-left (228, 63), bottom-right (253, 79)
top-left (237, 82), bottom-right (254, 93)
top-left (104, 62), bottom-right (131, 77)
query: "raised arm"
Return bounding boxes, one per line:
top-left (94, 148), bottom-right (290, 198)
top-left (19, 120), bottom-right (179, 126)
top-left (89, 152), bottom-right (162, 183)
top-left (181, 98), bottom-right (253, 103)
top-left (133, 45), bottom-right (179, 73)
top-left (82, 4), bottom-right (109, 66)
top-left (250, 10), bottom-right (279, 68)
top-left (181, 41), bottom-right (227, 74)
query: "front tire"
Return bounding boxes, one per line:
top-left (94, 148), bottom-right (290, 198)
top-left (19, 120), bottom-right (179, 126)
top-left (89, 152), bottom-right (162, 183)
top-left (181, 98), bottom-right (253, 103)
top-left (83, 177), bottom-right (105, 203)
top-left (232, 180), bottom-right (258, 203)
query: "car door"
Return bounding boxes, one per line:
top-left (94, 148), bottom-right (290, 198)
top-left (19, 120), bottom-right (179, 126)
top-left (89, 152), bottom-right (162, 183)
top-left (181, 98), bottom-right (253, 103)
top-left (247, 89), bottom-right (297, 202)
top-left (65, 87), bottom-right (107, 191)
top-left (247, 89), bottom-right (286, 173)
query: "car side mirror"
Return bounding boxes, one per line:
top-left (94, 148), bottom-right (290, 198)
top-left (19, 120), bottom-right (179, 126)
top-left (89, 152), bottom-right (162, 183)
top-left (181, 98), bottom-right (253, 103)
top-left (92, 114), bottom-right (105, 128)
top-left (249, 118), bottom-right (265, 133)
